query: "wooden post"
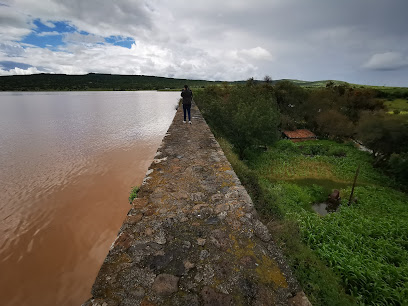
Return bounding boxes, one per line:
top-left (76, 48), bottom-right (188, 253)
top-left (348, 164), bottom-right (361, 206)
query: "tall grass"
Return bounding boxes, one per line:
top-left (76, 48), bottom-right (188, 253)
top-left (197, 84), bottom-right (408, 304)
top-left (253, 140), bottom-right (408, 305)
top-left (218, 138), bottom-right (357, 305)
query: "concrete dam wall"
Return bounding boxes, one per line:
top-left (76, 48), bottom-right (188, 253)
top-left (84, 103), bottom-right (310, 306)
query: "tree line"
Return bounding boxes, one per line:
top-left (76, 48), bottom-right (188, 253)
top-left (0, 73), bottom-right (216, 91)
top-left (194, 79), bottom-right (408, 186)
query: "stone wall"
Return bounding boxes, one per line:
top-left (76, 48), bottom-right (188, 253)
top-left (84, 103), bottom-right (310, 306)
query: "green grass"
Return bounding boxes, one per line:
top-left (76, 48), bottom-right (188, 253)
top-left (247, 140), bottom-right (390, 187)
top-left (128, 186), bottom-right (140, 203)
top-left (293, 186), bottom-right (408, 305)
top-left (384, 99), bottom-right (408, 114)
top-left (218, 138), bottom-right (357, 305)
top-left (219, 138), bottom-right (408, 305)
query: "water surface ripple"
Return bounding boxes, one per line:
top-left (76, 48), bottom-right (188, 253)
top-left (0, 91), bottom-right (179, 306)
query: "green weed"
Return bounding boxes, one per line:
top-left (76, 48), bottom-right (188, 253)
top-left (219, 138), bottom-right (408, 305)
top-left (128, 186), bottom-right (140, 203)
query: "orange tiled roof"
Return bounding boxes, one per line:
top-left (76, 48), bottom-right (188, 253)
top-left (283, 129), bottom-right (316, 139)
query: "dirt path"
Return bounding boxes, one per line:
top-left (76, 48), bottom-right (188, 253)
top-left (84, 103), bottom-right (310, 306)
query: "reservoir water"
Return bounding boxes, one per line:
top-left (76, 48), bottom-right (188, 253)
top-left (0, 91), bottom-right (179, 305)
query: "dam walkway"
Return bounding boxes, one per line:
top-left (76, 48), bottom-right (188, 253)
top-left (84, 103), bottom-right (310, 306)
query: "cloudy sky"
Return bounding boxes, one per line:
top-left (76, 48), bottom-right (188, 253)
top-left (0, 0), bottom-right (407, 86)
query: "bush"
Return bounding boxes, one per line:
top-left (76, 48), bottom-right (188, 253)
top-left (388, 153), bottom-right (408, 184)
top-left (275, 139), bottom-right (298, 152)
top-left (315, 109), bottom-right (355, 139)
top-left (280, 114), bottom-right (297, 130)
top-left (357, 112), bottom-right (408, 158)
top-left (327, 147), bottom-right (347, 157)
top-left (300, 144), bottom-right (329, 156)
top-left (195, 84), bottom-right (280, 159)
top-left (128, 186), bottom-right (140, 203)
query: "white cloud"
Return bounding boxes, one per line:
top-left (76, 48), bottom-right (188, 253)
top-left (0, 66), bottom-right (43, 75)
top-left (37, 31), bottom-right (60, 37)
top-left (238, 47), bottom-right (273, 61)
top-left (63, 32), bottom-right (105, 44)
top-left (0, 37), bottom-right (258, 81)
top-left (364, 52), bottom-right (408, 71)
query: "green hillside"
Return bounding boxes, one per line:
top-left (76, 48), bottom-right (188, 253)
top-left (1, 73), bottom-right (407, 92)
top-left (0, 73), bottom-right (219, 91)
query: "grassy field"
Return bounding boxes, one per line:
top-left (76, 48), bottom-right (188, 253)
top-left (384, 98), bottom-right (408, 114)
top-left (219, 139), bottom-right (408, 305)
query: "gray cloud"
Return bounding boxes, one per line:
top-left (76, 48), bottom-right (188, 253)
top-left (364, 52), bottom-right (408, 71)
top-left (0, 0), bottom-right (408, 85)
top-left (0, 60), bottom-right (31, 70)
top-left (0, 42), bottom-right (25, 56)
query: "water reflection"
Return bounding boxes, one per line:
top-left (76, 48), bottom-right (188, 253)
top-left (312, 202), bottom-right (341, 216)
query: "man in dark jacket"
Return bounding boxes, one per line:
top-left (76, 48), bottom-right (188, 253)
top-left (181, 84), bottom-right (193, 124)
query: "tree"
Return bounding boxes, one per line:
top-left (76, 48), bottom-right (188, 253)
top-left (388, 153), bottom-right (408, 184)
top-left (264, 75), bottom-right (272, 84)
top-left (340, 88), bottom-right (382, 123)
top-left (223, 85), bottom-right (280, 158)
top-left (196, 84), bottom-right (280, 159)
top-left (315, 109), bottom-right (354, 139)
top-left (326, 80), bottom-right (335, 88)
top-left (246, 77), bottom-right (255, 87)
top-left (274, 80), bottom-right (308, 125)
top-left (357, 112), bottom-right (408, 163)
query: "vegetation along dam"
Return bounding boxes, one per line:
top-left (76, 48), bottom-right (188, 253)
top-left (84, 103), bottom-right (310, 305)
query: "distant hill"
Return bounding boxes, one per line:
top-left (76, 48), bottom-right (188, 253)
top-left (282, 79), bottom-right (349, 87)
top-left (0, 73), bottom-right (405, 91)
top-left (0, 73), bottom-right (220, 91)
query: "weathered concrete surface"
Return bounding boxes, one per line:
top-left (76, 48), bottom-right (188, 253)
top-left (84, 103), bottom-right (309, 306)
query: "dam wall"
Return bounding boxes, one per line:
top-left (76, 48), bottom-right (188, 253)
top-left (84, 103), bottom-right (310, 306)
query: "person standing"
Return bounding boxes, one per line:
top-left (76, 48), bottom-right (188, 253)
top-left (181, 85), bottom-right (193, 124)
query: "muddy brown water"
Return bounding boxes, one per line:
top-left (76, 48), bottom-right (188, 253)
top-left (0, 91), bottom-right (179, 305)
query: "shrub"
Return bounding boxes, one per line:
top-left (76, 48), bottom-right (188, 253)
top-left (388, 153), bottom-right (408, 184)
top-left (327, 147), bottom-right (347, 157)
top-left (128, 186), bottom-right (140, 203)
top-left (315, 109), bottom-right (355, 139)
top-left (300, 144), bottom-right (328, 156)
top-left (280, 114), bottom-right (297, 130)
top-left (275, 139), bottom-right (299, 153)
top-left (195, 84), bottom-right (280, 159)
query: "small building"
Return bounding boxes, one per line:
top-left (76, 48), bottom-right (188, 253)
top-left (282, 129), bottom-right (317, 143)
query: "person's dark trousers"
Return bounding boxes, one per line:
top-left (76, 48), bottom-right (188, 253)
top-left (183, 104), bottom-right (191, 121)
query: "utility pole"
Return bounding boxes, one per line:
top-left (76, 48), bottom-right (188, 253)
top-left (348, 164), bottom-right (361, 206)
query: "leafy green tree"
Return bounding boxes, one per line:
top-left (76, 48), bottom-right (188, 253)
top-left (223, 86), bottom-right (280, 158)
top-left (195, 85), bottom-right (280, 159)
top-left (280, 114), bottom-right (297, 131)
top-left (388, 153), bottom-right (408, 184)
top-left (264, 75), bottom-right (272, 84)
top-left (325, 80), bottom-right (335, 88)
top-left (357, 112), bottom-right (408, 163)
top-left (274, 80), bottom-right (308, 125)
top-left (315, 109), bottom-right (354, 139)
top-left (246, 77), bottom-right (255, 87)
top-left (340, 88), bottom-right (383, 123)
top-left (303, 88), bottom-right (338, 131)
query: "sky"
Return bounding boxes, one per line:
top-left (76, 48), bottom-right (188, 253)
top-left (0, 0), bottom-right (407, 86)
